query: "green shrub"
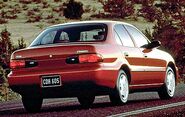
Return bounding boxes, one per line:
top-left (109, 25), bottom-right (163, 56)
top-left (63, 0), bottom-right (84, 19)
top-left (0, 28), bottom-right (23, 101)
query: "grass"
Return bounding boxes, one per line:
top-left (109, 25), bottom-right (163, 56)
top-left (0, 0), bottom-right (154, 45)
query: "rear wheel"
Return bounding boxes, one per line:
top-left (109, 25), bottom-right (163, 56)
top-left (22, 96), bottom-right (43, 113)
top-left (109, 70), bottom-right (129, 104)
top-left (77, 95), bottom-right (95, 108)
top-left (158, 67), bottom-right (176, 99)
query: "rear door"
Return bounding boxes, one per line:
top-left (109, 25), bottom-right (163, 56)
top-left (114, 24), bottom-right (146, 85)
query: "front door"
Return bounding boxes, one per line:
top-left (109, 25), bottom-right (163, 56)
top-left (124, 24), bottom-right (165, 85)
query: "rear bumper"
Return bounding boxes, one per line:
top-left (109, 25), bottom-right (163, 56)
top-left (9, 82), bottom-right (112, 98)
top-left (8, 69), bottom-right (118, 97)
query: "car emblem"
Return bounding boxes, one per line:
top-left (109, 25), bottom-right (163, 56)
top-left (15, 55), bottom-right (22, 59)
top-left (77, 50), bottom-right (89, 54)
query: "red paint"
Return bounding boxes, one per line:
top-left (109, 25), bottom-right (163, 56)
top-left (8, 21), bottom-right (178, 98)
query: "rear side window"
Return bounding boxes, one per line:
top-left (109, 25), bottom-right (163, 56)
top-left (114, 24), bottom-right (135, 47)
top-left (30, 23), bottom-right (107, 47)
top-left (114, 30), bottom-right (123, 45)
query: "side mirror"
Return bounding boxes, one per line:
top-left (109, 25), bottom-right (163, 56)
top-left (142, 40), bottom-right (161, 49)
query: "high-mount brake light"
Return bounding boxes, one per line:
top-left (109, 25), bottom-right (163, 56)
top-left (10, 60), bottom-right (25, 69)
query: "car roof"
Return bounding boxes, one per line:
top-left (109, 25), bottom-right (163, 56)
top-left (48, 20), bottom-right (134, 28)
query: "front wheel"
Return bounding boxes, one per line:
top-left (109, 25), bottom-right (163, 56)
top-left (22, 96), bottom-right (43, 113)
top-left (109, 70), bottom-right (129, 104)
top-left (158, 67), bottom-right (176, 99)
top-left (77, 95), bottom-right (95, 108)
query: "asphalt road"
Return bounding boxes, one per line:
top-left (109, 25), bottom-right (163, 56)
top-left (0, 83), bottom-right (185, 117)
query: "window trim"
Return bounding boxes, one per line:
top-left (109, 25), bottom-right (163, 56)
top-left (123, 24), bottom-right (151, 48)
top-left (114, 29), bottom-right (123, 46)
top-left (113, 24), bottom-right (136, 48)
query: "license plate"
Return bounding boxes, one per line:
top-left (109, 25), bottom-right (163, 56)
top-left (41, 75), bottom-right (61, 88)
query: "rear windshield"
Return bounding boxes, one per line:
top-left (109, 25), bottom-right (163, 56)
top-left (30, 23), bottom-right (107, 47)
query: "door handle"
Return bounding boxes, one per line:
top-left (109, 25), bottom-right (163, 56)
top-left (143, 54), bottom-right (147, 58)
top-left (124, 52), bottom-right (129, 57)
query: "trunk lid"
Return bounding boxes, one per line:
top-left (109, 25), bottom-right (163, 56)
top-left (11, 43), bottom-right (98, 71)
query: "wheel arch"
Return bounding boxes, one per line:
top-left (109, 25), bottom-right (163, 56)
top-left (120, 64), bottom-right (131, 84)
top-left (167, 62), bottom-right (177, 82)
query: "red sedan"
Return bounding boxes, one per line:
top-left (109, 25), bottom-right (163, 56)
top-left (8, 21), bottom-right (178, 112)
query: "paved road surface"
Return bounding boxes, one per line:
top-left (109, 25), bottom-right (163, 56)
top-left (0, 83), bottom-right (185, 117)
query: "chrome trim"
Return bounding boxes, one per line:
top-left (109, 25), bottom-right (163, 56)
top-left (130, 83), bottom-right (163, 87)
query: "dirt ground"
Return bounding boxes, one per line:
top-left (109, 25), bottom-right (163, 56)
top-left (0, 0), bottom-right (154, 45)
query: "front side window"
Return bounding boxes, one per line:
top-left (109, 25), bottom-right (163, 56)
top-left (30, 23), bottom-right (107, 47)
top-left (124, 25), bottom-right (149, 47)
top-left (114, 24), bottom-right (135, 47)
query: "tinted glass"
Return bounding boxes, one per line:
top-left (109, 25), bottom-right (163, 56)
top-left (114, 24), bottom-right (135, 47)
top-left (30, 23), bottom-right (107, 47)
top-left (124, 25), bottom-right (149, 47)
top-left (114, 30), bottom-right (122, 45)
top-left (40, 31), bottom-right (57, 45)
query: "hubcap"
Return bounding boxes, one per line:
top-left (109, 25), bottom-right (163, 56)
top-left (166, 69), bottom-right (175, 97)
top-left (118, 73), bottom-right (129, 102)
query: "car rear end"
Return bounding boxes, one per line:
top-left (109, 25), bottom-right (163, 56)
top-left (8, 22), bottom-right (120, 98)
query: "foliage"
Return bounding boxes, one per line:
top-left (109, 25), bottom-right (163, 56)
top-left (138, 4), bottom-right (160, 22)
top-left (0, 66), bottom-right (6, 84)
top-left (27, 14), bottom-right (42, 23)
top-left (19, 0), bottom-right (32, 4)
top-left (0, 66), bottom-right (8, 101)
top-left (15, 37), bottom-right (27, 50)
top-left (0, 68), bottom-right (21, 101)
top-left (26, 9), bottom-right (42, 23)
top-left (93, 0), bottom-right (135, 18)
top-left (131, 0), bottom-right (154, 5)
top-left (139, 0), bottom-right (185, 77)
top-left (0, 18), bottom-right (8, 24)
top-left (19, 0), bottom-right (42, 4)
top-left (142, 28), bottom-right (153, 41)
top-left (0, 28), bottom-right (12, 68)
top-left (0, 28), bottom-right (23, 101)
top-left (153, 1), bottom-right (185, 77)
top-left (0, 10), bottom-right (8, 24)
top-left (63, 0), bottom-right (84, 19)
top-left (42, 1), bottom-right (49, 8)
top-left (0, 28), bottom-right (11, 101)
top-left (0, 27), bottom-right (12, 88)
top-left (54, 0), bottom-right (60, 2)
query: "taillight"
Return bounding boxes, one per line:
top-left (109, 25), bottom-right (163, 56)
top-left (79, 54), bottom-right (103, 63)
top-left (10, 60), bottom-right (25, 69)
top-left (66, 54), bottom-right (103, 64)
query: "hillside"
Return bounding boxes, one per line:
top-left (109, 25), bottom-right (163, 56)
top-left (0, 0), bottom-right (154, 45)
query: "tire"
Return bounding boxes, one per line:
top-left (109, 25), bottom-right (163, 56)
top-left (77, 95), bottom-right (95, 108)
top-left (22, 96), bottom-right (43, 113)
top-left (109, 70), bottom-right (129, 105)
top-left (158, 67), bottom-right (176, 100)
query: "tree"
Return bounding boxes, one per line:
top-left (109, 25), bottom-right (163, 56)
top-left (0, 27), bottom-right (12, 68)
top-left (152, 1), bottom-right (185, 77)
top-left (99, 0), bottom-right (135, 18)
top-left (63, 0), bottom-right (84, 19)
